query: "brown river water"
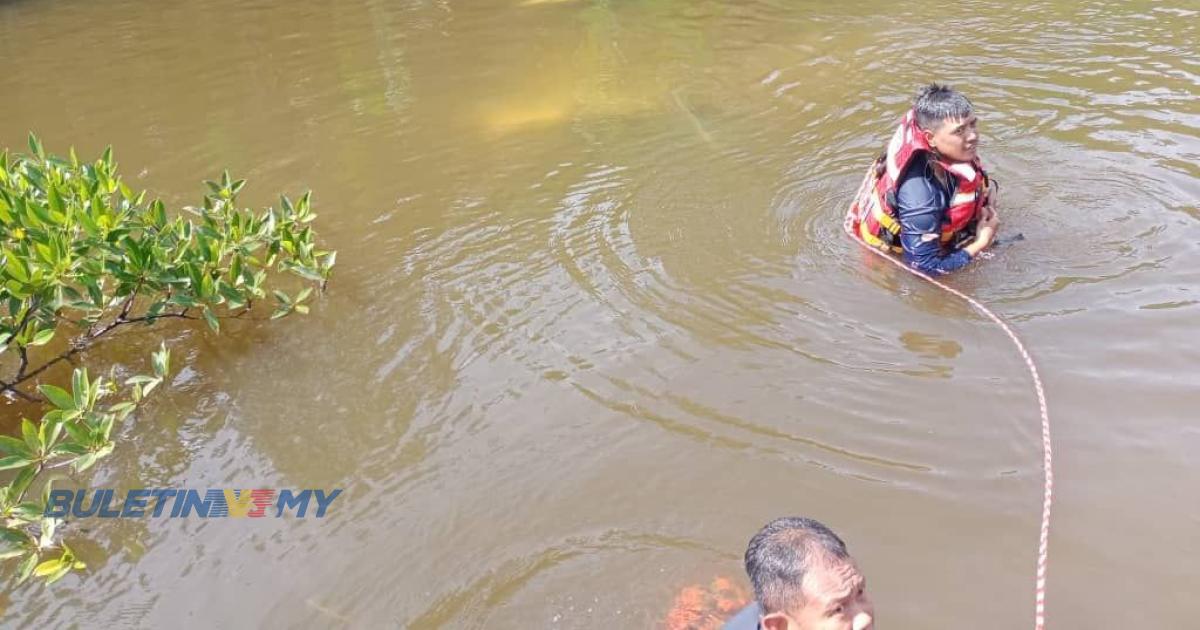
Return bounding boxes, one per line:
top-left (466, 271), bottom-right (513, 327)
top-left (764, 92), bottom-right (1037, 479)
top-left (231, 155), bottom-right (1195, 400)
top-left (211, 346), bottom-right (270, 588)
top-left (2, 0), bottom-right (1198, 627)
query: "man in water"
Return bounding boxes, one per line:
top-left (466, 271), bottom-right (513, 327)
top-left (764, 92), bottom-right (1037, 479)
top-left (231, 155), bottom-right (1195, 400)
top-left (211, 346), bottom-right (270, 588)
top-left (722, 517), bottom-right (874, 630)
top-left (848, 83), bottom-right (1000, 274)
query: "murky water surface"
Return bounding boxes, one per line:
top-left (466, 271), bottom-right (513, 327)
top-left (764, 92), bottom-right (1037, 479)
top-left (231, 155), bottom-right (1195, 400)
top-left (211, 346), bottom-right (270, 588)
top-left (2, 0), bottom-right (1198, 627)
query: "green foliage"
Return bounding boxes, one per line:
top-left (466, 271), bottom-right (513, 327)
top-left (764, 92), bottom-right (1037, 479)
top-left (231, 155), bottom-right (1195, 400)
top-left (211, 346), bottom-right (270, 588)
top-left (0, 133), bottom-right (335, 354)
top-left (0, 348), bottom-right (166, 585)
top-left (0, 133), bottom-right (335, 586)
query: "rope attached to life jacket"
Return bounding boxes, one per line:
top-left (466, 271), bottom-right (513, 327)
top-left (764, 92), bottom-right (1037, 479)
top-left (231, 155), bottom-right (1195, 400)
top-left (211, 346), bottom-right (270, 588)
top-left (842, 209), bottom-right (1053, 630)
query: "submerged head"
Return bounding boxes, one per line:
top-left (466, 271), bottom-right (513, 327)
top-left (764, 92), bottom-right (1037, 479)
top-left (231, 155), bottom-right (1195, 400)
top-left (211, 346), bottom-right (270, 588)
top-left (745, 517), bottom-right (874, 630)
top-left (914, 83), bottom-right (979, 163)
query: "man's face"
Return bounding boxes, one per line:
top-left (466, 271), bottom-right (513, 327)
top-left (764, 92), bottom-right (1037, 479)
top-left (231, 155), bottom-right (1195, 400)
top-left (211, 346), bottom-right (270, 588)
top-left (762, 557), bottom-right (875, 630)
top-left (924, 114), bottom-right (979, 163)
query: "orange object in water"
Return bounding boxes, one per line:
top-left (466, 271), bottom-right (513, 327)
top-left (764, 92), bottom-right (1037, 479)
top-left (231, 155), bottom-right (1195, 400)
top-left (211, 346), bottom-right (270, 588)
top-left (663, 576), bottom-right (750, 630)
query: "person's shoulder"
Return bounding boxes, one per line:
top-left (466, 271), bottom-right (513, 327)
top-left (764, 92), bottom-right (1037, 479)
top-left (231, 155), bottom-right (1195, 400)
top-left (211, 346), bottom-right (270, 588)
top-left (897, 152), bottom-right (935, 188)
top-left (896, 153), bottom-right (939, 207)
top-left (721, 602), bottom-right (761, 630)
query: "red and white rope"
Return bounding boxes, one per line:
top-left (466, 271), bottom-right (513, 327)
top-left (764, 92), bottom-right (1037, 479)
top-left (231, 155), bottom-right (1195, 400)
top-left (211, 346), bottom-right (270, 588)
top-left (843, 212), bottom-right (1052, 630)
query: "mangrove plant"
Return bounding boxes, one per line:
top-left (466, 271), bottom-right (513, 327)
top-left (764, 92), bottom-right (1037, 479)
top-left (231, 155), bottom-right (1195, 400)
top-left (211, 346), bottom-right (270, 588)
top-left (0, 134), bottom-right (335, 585)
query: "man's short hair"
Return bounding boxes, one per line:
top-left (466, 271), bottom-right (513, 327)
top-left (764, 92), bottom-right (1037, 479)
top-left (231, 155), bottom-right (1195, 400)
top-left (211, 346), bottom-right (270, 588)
top-left (744, 516), bottom-right (850, 614)
top-left (913, 83), bottom-right (974, 131)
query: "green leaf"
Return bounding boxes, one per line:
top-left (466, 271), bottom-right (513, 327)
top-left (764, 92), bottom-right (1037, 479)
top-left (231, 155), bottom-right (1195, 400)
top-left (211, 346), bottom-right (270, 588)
top-left (0, 455), bottom-right (33, 471)
top-left (217, 282), bottom-right (246, 308)
top-left (63, 421), bottom-right (90, 446)
top-left (200, 272), bottom-right (214, 298)
top-left (41, 411), bottom-right (65, 449)
top-left (202, 306), bottom-right (219, 333)
top-left (33, 557), bottom-right (65, 577)
top-left (142, 300), bottom-right (167, 321)
top-left (0, 435), bottom-right (31, 457)
top-left (72, 368), bottom-right (88, 410)
top-left (150, 199), bottom-right (166, 227)
top-left (87, 374), bottom-right (103, 409)
top-left (47, 185), bottom-right (64, 215)
top-left (28, 327), bottom-right (55, 347)
top-left (49, 442), bottom-right (88, 457)
top-left (29, 193), bottom-right (54, 224)
top-left (98, 414), bottom-right (115, 440)
top-left (6, 280), bottom-right (31, 299)
top-left (21, 418), bottom-right (40, 452)
top-left (8, 501), bottom-right (42, 523)
top-left (35, 241), bottom-right (54, 265)
top-left (28, 132), bottom-right (44, 159)
top-left (109, 401), bottom-right (137, 415)
top-left (0, 528), bottom-right (32, 560)
top-left (5, 252), bottom-right (30, 283)
top-left (167, 293), bottom-right (199, 308)
top-left (77, 208), bottom-right (100, 236)
top-left (17, 551), bottom-right (39, 584)
top-left (41, 477), bottom-right (59, 512)
top-left (140, 379), bottom-right (160, 397)
top-left (0, 548), bottom-right (28, 561)
top-left (39, 385), bottom-right (76, 410)
top-left (8, 464), bottom-right (37, 503)
top-left (84, 278), bottom-right (103, 307)
top-left (46, 559), bottom-right (74, 584)
top-left (73, 452), bottom-right (99, 473)
top-left (152, 343), bottom-right (170, 377)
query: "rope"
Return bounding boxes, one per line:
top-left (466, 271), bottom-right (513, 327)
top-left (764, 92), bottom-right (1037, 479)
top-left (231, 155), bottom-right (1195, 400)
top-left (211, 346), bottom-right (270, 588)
top-left (843, 205), bottom-right (1052, 630)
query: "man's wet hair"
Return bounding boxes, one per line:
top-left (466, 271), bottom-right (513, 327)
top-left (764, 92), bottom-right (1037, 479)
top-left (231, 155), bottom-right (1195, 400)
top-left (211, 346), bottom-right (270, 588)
top-left (744, 516), bottom-right (850, 614)
top-left (913, 83), bottom-right (974, 131)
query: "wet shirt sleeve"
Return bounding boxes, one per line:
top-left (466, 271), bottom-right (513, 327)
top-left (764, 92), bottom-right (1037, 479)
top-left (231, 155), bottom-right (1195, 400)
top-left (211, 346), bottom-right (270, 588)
top-left (895, 170), bottom-right (972, 275)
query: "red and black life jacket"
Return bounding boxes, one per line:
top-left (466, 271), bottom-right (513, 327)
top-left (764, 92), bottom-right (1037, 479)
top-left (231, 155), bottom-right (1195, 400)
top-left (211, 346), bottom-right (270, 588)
top-left (846, 109), bottom-right (989, 254)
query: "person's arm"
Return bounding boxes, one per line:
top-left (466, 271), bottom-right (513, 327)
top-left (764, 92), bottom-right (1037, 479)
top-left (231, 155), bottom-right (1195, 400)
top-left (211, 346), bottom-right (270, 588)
top-left (969, 199), bottom-right (998, 253)
top-left (896, 174), bottom-right (997, 275)
top-left (963, 205), bottom-right (997, 257)
top-left (896, 175), bottom-right (971, 275)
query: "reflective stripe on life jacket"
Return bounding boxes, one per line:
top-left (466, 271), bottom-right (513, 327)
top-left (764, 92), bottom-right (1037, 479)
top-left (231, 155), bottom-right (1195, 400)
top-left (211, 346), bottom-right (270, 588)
top-left (846, 109), bottom-right (988, 255)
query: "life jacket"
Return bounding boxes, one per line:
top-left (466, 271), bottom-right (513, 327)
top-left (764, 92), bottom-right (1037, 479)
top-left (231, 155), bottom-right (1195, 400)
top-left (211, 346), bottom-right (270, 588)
top-left (846, 109), bottom-right (989, 254)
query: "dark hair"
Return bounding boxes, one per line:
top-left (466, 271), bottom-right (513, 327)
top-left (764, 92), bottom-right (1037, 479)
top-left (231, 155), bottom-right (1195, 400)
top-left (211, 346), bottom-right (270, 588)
top-left (913, 83), bottom-right (973, 131)
top-left (744, 517), bottom-right (850, 614)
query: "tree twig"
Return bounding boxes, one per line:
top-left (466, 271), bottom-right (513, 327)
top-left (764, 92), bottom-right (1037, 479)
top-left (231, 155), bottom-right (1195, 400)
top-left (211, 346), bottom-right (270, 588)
top-left (5, 295), bottom-right (42, 383)
top-left (16, 345), bottom-right (29, 381)
top-left (0, 378), bottom-right (39, 402)
top-left (0, 309), bottom-right (194, 399)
